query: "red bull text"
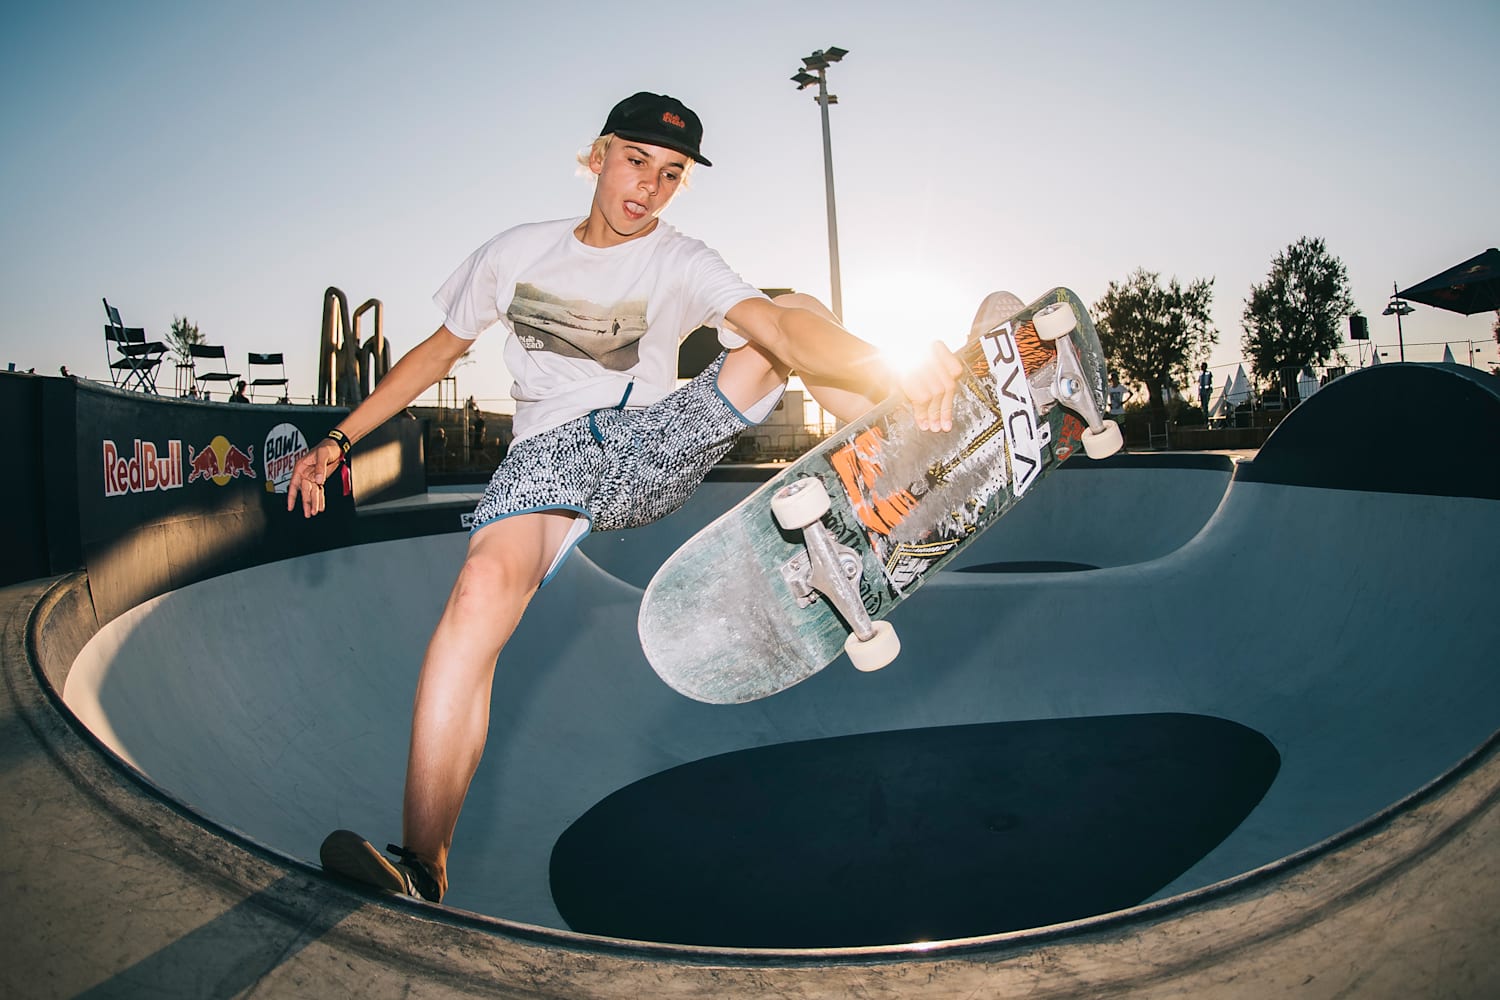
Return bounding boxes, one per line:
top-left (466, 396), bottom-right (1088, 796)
top-left (103, 439), bottom-right (184, 497)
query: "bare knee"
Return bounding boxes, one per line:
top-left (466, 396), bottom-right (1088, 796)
top-left (446, 552), bottom-right (529, 617)
top-left (771, 292), bottom-right (840, 325)
top-left (719, 342), bottom-right (789, 413)
top-left (444, 521), bottom-right (557, 618)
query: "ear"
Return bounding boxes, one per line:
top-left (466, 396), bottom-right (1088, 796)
top-left (588, 143), bottom-right (607, 177)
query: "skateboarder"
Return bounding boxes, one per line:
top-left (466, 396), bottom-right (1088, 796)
top-left (288, 91), bottom-right (963, 902)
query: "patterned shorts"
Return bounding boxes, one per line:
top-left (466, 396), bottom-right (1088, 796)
top-left (471, 353), bottom-right (773, 580)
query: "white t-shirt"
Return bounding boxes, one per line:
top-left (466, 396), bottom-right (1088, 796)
top-left (434, 218), bottom-right (766, 443)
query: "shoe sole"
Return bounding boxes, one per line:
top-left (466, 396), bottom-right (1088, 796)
top-left (319, 830), bottom-right (410, 895)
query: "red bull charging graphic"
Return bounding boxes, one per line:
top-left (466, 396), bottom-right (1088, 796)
top-left (187, 435), bottom-right (256, 485)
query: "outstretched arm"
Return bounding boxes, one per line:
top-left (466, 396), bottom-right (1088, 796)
top-left (723, 295), bottom-right (963, 431)
top-left (287, 325), bottom-right (472, 518)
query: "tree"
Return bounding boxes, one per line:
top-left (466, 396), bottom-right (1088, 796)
top-left (1242, 237), bottom-right (1354, 406)
top-left (1093, 269), bottom-right (1218, 422)
top-left (166, 315), bottom-right (204, 365)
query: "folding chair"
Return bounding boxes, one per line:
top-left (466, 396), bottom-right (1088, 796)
top-left (102, 298), bottom-right (167, 393)
top-left (186, 343), bottom-right (241, 400)
top-left (247, 352), bottom-right (289, 401)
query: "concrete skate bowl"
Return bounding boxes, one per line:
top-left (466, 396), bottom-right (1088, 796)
top-left (29, 363), bottom-right (1500, 996)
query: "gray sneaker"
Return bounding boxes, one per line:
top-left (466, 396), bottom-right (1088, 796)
top-left (320, 829), bottom-right (443, 902)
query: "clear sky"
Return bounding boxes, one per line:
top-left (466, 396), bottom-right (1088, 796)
top-left (3, 0), bottom-right (1496, 408)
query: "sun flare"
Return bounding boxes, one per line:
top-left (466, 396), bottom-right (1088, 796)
top-left (839, 270), bottom-right (974, 375)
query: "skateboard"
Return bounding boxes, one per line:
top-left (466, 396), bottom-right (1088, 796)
top-left (638, 288), bottom-right (1121, 704)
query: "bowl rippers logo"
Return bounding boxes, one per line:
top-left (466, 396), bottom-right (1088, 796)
top-left (262, 423), bottom-right (309, 494)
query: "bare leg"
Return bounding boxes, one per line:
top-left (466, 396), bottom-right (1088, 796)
top-left (399, 510), bottom-right (578, 895)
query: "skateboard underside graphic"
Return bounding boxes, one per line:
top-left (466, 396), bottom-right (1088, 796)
top-left (640, 288), bottom-right (1119, 703)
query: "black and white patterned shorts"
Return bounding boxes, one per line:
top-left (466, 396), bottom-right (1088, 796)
top-left (471, 352), bottom-right (773, 580)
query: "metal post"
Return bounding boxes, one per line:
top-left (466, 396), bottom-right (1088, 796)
top-left (1395, 285), bottom-right (1406, 363)
top-left (791, 47), bottom-right (848, 323)
top-left (814, 68), bottom-right (843, 321)
top-left (1383, 282), bottom-right (1412, 362)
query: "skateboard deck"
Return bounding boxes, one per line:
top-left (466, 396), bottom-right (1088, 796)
top-left (639, 288), bottom-right (1119, 704)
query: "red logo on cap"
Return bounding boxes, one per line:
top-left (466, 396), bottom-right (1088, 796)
top-left (662, 111), bottom-right (685, 129)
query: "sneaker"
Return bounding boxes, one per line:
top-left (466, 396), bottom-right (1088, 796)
top-left (319, 829), bottom-right (443, 902)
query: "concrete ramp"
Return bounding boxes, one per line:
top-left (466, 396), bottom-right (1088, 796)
top-left (42, 363), bottom-right (1500, 993)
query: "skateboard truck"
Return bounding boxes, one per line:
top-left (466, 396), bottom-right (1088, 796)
top-left (771, 478), bottom-right (901, 673)
top-left (1033, 302), bottom-right (1124, 459)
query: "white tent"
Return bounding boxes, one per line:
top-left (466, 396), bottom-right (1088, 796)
top-left (1207, 365), bottom-right (1252, 424)
top-left (1227, 365), bottom-right (1251, 407)
top-left (1297, 366), bottom-right (1320, 400)
top-left (1441, 345), bottom-right (1457, 364)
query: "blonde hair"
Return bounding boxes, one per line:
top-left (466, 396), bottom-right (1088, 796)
top-left (576, 134), bottom-right (695, 188)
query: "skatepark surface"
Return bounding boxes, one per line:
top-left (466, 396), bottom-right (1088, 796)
top-left (4, 363), bottom-right (1499, 997)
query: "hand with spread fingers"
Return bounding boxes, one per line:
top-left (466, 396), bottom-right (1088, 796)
top-left (287, 437), bottom-right (347, 519)
top-left (897, 342), bottom-right (967, 433)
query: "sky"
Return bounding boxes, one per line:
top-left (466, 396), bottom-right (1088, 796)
top-left (3, 0), bottom-right (1497, 411)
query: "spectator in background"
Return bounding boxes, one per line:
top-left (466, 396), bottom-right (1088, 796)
top-left (1107, 371), bottom-right (1132, 417)
top-left (1198, 363), bottom-right (1213, 413)
top-left (229, 380), bottom-right (250, 403)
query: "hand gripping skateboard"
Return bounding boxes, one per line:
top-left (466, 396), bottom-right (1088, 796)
top-left (638, 288), bottom-right (1121, 704)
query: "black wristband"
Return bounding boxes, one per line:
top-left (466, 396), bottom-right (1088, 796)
top-left (325, 428), bottom-right (353, 457)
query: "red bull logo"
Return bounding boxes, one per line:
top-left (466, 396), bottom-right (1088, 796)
top-left (188, 435), bottom-right (257, 486)
top-left (103, 439), bottom-right (184, 497)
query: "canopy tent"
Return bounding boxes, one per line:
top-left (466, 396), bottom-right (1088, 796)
top-left (1397, 248), bottom-right (1500, 315)
top-left (1226, 364), bottom-right (1251, 407)
top-left (1205, 364), bottom-right (1249, 420)
top-left (1442, 345), bottom-right (1457, 365)
top-left (1297, 366), bottom-right (1320, 400)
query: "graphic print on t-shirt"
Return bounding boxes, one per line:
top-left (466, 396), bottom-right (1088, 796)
top-left (508, 282), bottom-right (648, 372)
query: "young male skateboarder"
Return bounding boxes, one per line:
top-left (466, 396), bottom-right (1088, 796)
top-left (289, 91), bottom-right (962, 902)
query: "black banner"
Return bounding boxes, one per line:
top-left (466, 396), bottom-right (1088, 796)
top-left (0, 376), bottom-right (426, 622)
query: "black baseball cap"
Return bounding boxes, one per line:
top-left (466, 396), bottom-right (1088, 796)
top-left (600, 92), bottom-right (712, 167)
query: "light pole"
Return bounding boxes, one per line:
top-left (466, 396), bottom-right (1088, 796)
top-left (791, 46), bottom-right (848, 322)
top-left (1382, 282), bottom-right (1412, 362)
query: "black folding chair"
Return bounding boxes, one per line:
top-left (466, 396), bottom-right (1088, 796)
top-left (102, 298), bottom-right (167, 393)
top-left (186, 343), bottom-right (241, 399)
top-left (247, 352), bottom-right (289, 401)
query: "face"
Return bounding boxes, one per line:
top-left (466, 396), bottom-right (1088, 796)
top-left (580, 139), bottom-right (688, 247)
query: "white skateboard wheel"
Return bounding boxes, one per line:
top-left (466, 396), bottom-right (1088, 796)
top-left (845, 620), bottom-right (900, 672)
top-left (1083, 420), bottom-right (1124, 459)
top-left (1033, 302), bottom-right (1078, 342)
top-left (771, 477), bottom-right (831, 530)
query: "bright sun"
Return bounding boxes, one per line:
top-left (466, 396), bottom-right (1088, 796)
top-left (839, 269), bottom-right (974, 374)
